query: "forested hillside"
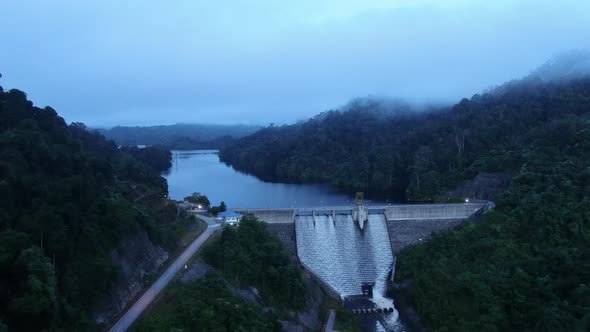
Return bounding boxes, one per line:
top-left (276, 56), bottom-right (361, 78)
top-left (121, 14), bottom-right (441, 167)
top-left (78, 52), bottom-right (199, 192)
top-left (395, 97), bottom-right (590, 331)
top-left (220, 67), bottom-right (590, 202)
top-left (0, 86), bottom-right (189, 330)
top-left (120, 145), bottom-right (172, 172)
top-left (221, 56), bottom-right (590, 331)
top-left (135, 275), bottom-right (282, 332)
top-left (204, 217), bottom-right (307, 310)
top-left (138, 218), bottom-right (307, 332)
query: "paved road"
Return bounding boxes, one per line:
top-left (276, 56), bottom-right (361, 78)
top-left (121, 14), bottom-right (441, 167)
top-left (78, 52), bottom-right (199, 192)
top-left (108, 224), bottom-right (221, 332)
top-left (325, 310), bottom-right (339, 332)
top-left (196, 214), bottom-right (220, 226)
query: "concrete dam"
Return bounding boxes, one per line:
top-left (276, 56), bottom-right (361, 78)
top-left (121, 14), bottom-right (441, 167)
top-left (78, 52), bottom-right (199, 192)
top-left (235, 203), bottom-right (489, 331)
top-left (295, 213), bottom-right (394, 297)
top-left (235, 203), bottom-right (489, 253)
top-left (236, 203), bottom-right (489, 291)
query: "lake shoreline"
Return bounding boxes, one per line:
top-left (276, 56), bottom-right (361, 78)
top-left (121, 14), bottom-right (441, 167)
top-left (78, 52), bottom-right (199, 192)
top-left (163, 149), bottom-right (384, 208)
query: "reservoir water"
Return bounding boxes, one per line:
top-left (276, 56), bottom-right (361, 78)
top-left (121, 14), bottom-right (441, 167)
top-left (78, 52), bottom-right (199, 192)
top-left (163, 150), bottom-right (380, 207)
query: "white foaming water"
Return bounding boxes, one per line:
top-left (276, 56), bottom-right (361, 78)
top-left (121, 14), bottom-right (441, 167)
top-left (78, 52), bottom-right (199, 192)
top-left (296, 214), bottom-right (370, 295)
top-left (366, 214), bottom-right (405, 332)
top-left (295, 213), bottom-right (406, 331)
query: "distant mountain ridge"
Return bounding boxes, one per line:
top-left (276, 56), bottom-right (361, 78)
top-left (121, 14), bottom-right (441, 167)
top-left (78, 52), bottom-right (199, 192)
top-left (97, 123), bottom-right (261, 149)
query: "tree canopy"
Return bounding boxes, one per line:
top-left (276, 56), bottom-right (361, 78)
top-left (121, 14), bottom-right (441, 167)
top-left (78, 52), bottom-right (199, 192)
top-left (135, 275), bottom-right (282, 332)
top-left (220, 77), bottom-right (590, 202)
top-left (204, 217), bottom-right (307, 310)
top-left (220, 70), bottom-right (590, 330)
top-left (396, 113), bottom-right (590, 331)
top-left (0, 86), bottom-right (191, 330)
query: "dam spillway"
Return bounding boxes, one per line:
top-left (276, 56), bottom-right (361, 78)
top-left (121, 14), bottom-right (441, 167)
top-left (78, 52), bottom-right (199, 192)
top-left (295, 213), bottom-right (394, 297)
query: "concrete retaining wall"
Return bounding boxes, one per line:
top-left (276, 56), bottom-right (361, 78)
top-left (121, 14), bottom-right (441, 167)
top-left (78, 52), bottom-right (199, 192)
top-left (385, 203), bottom-right (485, 221)
top-left (234, 209), bottom-right (294, 223)
top-left (387, 219), bottom-right (465, 252)
top-left (236, 203), bottom-right (488, 224)
top-left (264, 223), bottom-right (297, 255)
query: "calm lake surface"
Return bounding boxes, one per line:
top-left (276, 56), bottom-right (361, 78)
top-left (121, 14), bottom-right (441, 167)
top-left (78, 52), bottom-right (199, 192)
top-left (162, 150), bottom-right (382, 208)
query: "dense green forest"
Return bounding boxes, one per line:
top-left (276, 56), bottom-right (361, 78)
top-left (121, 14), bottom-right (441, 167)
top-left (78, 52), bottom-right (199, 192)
top-left (135, 275), bottom-right (282, 332)
top-left (120, 145), bottom-right (172, 172)
top-left (396, 111), bottom-right (590, 331)
top-left (137, 217), bottom-right (306, 332)
top-left (0, 86), bottom-right (193, 330)
top-left (97, 123), bottom-right (260, 149)
top-left (204, 217), bottom-right (307, 310)
top-left (220, 66), bottom-right (590, 202)
top-left (220, 56), bottom-right (590, 330)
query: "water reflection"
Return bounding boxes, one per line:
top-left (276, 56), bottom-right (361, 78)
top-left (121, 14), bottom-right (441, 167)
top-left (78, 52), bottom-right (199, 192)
top-left (162, 150), bottom-right (368, 208)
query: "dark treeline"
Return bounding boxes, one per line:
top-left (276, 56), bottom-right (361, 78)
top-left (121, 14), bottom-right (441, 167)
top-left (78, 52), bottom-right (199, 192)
top-left (120, 145), bottom-right (172, 172)
top-left (97, 123), bottom-right (261, 150)
top-left (0, 86), bottom-right (193, 330)
top-left (220, 76), bottom-right (590, 202)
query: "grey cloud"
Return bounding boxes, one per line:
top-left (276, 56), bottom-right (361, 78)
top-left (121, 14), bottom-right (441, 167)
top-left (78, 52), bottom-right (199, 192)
top-left (1, 0), bottom-right (589, 126)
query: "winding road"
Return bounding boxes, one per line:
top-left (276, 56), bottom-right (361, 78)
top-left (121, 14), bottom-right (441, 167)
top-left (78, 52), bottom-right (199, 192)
top-left (108, 219), bottom-right (221, 332)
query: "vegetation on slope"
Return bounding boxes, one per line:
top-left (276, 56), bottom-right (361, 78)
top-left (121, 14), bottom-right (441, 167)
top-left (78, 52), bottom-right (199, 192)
top-left (120, 145), bottom-right (172, 172)
top-left (220, 54), bottom-right (590, 330)
top-left (134, 274), bottom-right (282, 332)
top-left (204, 217), bottom-right (307, 310)
top-left (220, 75), bottom-right (590, 202)
top-left (396, 113), bottom-right (590, 331)
top-left (0, 86), bottom-right (193, 330)
top-left (138, 217), bottom-right (307, 332)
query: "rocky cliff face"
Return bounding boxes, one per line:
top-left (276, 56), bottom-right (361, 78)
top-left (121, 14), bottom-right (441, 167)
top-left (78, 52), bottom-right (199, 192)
top-left (440, 172), bottom-right (512, 200)
top-left (93, 230), bottom-right (169, 329)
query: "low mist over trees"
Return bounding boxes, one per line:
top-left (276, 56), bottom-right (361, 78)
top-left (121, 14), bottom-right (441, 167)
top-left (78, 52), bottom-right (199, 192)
top-left (220, 63), bottom-right (590, 202)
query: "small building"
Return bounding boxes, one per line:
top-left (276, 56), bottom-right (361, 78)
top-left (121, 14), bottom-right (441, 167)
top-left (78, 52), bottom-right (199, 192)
top-left (218, 211), bottom-right (242, 225)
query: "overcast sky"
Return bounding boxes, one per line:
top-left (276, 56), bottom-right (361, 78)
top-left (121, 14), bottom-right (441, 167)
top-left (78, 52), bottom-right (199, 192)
top-left (1, 0), bottom-right (589, 127)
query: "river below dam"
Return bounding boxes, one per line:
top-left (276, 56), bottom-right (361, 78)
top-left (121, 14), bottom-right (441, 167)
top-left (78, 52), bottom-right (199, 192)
top-left (162, 150), bottom-right (387, 207)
